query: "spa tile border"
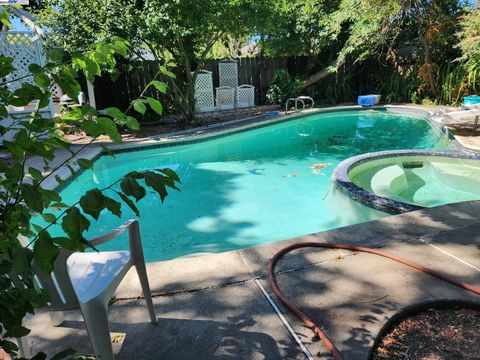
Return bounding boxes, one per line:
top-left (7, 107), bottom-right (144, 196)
top-left (332, 149), bottom-right (480, 214)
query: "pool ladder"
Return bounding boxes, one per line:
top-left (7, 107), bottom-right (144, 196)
top-left (285, 96), bottom-right (314, 114)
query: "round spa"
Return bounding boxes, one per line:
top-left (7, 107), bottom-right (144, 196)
top-left (333, 151), bottom-right (480, 214)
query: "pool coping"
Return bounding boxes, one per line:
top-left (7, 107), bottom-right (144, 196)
top-left (332, 150), bottom-right (480, 214)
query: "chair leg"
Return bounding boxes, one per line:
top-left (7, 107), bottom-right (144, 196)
top-left (17, 336), bottom-right (30, 358)
top-left (135, 263), bottom-right (157, 324)
top-left (49, 311), bottom-right (65, 326)
top-left (80, 300), bottom-right (114, 360)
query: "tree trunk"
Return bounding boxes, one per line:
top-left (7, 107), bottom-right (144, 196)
top-left (299, 57), bottom-right (346, 90)
top-left (421, 35), bottom-right (437, 98)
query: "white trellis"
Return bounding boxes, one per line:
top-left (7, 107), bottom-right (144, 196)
top-left (193, 70), bottom-right (215, 113)
top-left (0, 31), bottom-right (55, 142)
top-left (0, 31), bottom-right (43, 92)
top-left (236, 85), bottom-right (255, 108)
top-left (218, 59), bottom-right (239, 88)
top-left (215, 86), bottom-right (235, 110)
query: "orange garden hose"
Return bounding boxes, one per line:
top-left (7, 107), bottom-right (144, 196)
top-left (267, 242), bottom-right (480, 360)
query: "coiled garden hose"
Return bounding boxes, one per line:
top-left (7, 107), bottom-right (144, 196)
top-left (267, 242), bottom-right (480, 360)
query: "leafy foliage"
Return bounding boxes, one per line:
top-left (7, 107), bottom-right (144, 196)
top-left (266, 69), bottom-right (300, 105)
top-left (0, 11), bottom-right (179, 358)
top-left (37, 0), bottom-right (267, 123)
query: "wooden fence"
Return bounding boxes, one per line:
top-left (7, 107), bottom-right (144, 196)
top-left (93, 56), bottom-right (312, 110)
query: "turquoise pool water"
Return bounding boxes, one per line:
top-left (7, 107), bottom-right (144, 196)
top-left (50, 110), bottom-right (454, 261)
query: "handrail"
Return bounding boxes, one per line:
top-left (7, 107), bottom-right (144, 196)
top-left (296, 96), bottom-right (314, 109)
top-left (285, 97), bottom-right (305, 114)
top-left (284, 96), bottom-right (315, 114)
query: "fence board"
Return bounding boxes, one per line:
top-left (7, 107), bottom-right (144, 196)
top-left (93, 56), bottom-right (310, 110)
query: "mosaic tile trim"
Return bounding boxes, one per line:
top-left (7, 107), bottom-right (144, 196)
top-left (332, 149), bottom-right (480, 214)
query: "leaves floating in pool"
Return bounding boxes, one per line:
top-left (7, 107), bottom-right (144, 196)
top-left (402, 161), bottom-right (424, 169)
top-left (309, 162), bottom-right (333, 169)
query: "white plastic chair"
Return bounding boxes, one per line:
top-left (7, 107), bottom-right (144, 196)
top-left (17, 219), bottom-right (156, 360)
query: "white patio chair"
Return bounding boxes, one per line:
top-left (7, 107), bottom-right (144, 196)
top-left (16, 219), bottom-right (156, 360)
top-left (437, 107), bottom-right (480, 130)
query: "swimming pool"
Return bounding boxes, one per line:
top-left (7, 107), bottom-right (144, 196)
top-left (49, 109), bottom-right (454, 261)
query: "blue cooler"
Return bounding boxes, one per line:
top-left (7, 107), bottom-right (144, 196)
top-left (358, 94), bottom-right (381, 107)
top-left (464, 95), bottom-right (480, 108)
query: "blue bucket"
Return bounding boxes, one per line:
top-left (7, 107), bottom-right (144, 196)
top-left (464, 95), bottom-right (480, 108)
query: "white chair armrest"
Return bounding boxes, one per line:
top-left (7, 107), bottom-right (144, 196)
top-left (88, 219), bottom-right (138, 247)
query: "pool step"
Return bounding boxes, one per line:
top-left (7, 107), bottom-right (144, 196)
top-left (370, 165), bottom-right (409, 199)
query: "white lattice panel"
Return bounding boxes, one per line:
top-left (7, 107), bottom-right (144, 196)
top-left (50, 82), bottom-right (64, 99)
top-left (0, 31), bottom-right (43, 91)
top-left (219, 59), bottom-right (238, 88)
top-left (215, 86), bottom-right (235, 110)
top-left (236, 85), bottom-right (255, 108)
top-left (193, 70), bottom-right (215, 112)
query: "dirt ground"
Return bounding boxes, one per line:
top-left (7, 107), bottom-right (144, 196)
top-left (371, 308), bottom-right (480, 360)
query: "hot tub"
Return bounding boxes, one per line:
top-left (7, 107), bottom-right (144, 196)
top-left (333, 150), bottom-right (480, 214)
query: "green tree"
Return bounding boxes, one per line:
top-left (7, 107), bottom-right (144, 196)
top-left (38, 0), bottom-right (270, 123)
top-left (0, 7), bottom-right (179, 358)
top-left (458, 7), bottom-right (480, 78)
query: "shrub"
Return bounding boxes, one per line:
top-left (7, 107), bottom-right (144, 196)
top-left (266, 69), bottom-right (298, 105)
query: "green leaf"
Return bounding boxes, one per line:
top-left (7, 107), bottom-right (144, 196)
top-left (53, 237), bottom-right (84, 252)
top-left (132, 100), bottom-right (147, 115)
top-left (115, 190), bottom-right (139, 216)
top-left (12, 247), bottom-right (32, 277)
top-left (144, 172), bottom-right (168, 202)
top-left (51, 348), bottom-right (77, 360)
top-left (21, 184), bottom-right (44, 212)
top-left (160, 167), bottom-right (180, 183)
top-left (10, 83), bottom-right (44, 106)
top-left (52, 71), bottom-right (81, 99)
top-left (150, 80), bottom-right (168, 94)
top-left (61, 207), bottom-right (90, 240)
top-left (46, 48), bottom-right (67, 62)
top-left (81, 119), bottom-right (103, 137)
top-left (0, 340), bottom-right (18, 354)
top-left (104, 196), bottom-right (122, 217)
top-left (49, 202), bottom-right (69, 210)
top-left (85, 58), bottom-right (102, 82)
top-left (79, 189), bottom-right (105, 220)
top-left (98, 117), bottom-right (122, 142)
top-left (41, 213), bottom-right (57, 224)
top-left (104, 107), bottom-right (125, 119)
top-left (0, 55), bottom-right (15, 78)
top-left (33, 73), bottom-right (51, 89)
top-left (40, 188), bottom-right (62, 204)
top-left (146, 97), bottom-right (163, 115)
top-left (30, 351), bottom-right (48, 360)
top-left (33, 232), bottom-right (59, 274)
top-left (160, 65), bottom-right (176, 79)
top-left (125, 116), bottom-right (140, 130)
top-left (0, 105), bottom-right (8, 118)
top-left (28, 63), bottom-right (43, 74)
top-left (77, 158), bottom-right (93, 169)
top-left (32, 223), bottom-right (44, 234)
top-left (28, 167), bottom-right (44, 182)
top-left (120, 176), bottom-right (146, 201)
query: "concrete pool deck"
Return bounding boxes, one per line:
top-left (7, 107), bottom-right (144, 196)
top-left (25, 200), bottom-right (480, 359)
